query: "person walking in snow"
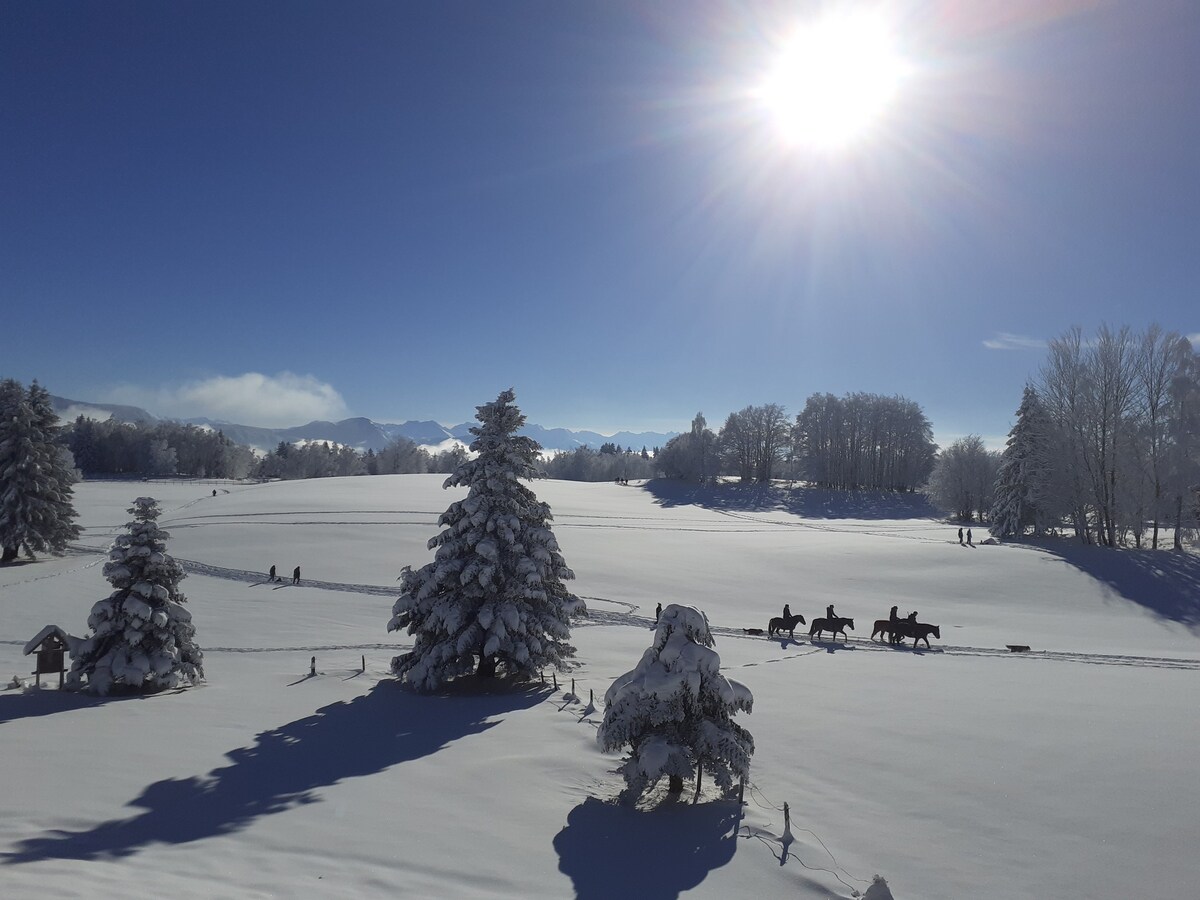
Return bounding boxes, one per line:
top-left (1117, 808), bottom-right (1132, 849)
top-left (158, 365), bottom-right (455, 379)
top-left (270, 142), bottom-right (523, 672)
top-left (292, 566), bottom-right (300, 585)
top-left (966, 528), bottom-right (973, 545)
top-left (958, 527), bottom-right (964, 545)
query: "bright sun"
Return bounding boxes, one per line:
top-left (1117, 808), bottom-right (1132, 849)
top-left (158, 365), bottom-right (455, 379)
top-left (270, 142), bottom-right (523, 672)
top-left (757, 11), bottom-right (909, 151)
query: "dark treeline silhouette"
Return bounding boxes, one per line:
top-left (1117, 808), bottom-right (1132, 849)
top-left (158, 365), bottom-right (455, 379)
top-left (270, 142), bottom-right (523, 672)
top-left (542, 445), bottom-right (656, 482)
top-left (658, 396), bottom-right (935, 490)
top-left (257, 436), bottom-right (469, 481)
top-left (64, 417), bottom-right (256, 479)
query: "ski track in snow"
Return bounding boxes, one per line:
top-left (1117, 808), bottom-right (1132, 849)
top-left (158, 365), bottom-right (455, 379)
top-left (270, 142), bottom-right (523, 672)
top-left (46, 545), bottom-right (1200, 672)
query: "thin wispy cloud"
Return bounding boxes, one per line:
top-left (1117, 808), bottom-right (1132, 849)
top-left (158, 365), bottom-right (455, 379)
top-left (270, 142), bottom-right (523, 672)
top-left (982, 332), bottom-right (1047, 351)
top-left (103, 373), bottom-right (349, 427)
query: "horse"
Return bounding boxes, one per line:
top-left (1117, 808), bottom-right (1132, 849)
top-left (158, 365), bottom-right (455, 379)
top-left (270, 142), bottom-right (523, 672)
top-left (871, 619), bottom-right (895, 642)
top-left (768, 613), bottom-right (806, 638)
top-left (809, 616), bottom-right (854, 641)
top-left (889, 621), bottom-right (941, 649)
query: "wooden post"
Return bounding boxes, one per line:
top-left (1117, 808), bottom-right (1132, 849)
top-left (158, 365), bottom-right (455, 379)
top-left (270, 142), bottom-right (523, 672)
top-left (361, 654), bottom-right (366, 673)
top-left (738, 776), bottom-right (745, 805)
top-left (782, 802), bottom-right (794, 843)
top-left (552, 671), bottom-right (558, 689)
top-left (571, 678), bottom-right (575, 696)
top-left (589, 688), bottom-right (594, 706)
top-left (310, 656), bottom-right (316, 677)
top-left (693, 762), bottom-right (703, 802)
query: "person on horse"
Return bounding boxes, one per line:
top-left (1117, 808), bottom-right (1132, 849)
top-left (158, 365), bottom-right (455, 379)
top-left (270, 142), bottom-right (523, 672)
top-left (889, 605), bottom-right (898, 624)
top-left (783, 603), bottom-right (792, 621)
top-left (907, 610), bottom-right (918, 624)
top-left (826, 604), bottom-right (836, 622)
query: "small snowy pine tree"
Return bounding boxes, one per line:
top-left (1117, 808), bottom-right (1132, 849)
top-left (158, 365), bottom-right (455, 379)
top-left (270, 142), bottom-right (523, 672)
top-left (388, 389), bottom-right (585, 690)
top-left (0, 379), bottom-right (82, 563)
top-left (598, 604), bottom-right (753, 802)
top-left (990, 385), bottom-right (1057, 538)
top-left (66, 497), bottom-right (203, 695)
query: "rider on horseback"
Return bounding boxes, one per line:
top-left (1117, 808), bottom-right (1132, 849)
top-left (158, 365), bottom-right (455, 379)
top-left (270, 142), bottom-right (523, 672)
top-left (783, 603), bottom-right (791, 620)
top-left (826, 604), bottom-right (836, 622)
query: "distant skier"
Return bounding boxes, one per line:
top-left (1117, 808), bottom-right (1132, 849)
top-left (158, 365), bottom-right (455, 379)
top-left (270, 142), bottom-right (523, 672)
top-left (292, 566), bottom-right (301, 585)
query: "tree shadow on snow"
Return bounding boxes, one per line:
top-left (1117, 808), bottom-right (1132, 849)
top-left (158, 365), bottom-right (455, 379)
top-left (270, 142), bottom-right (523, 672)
top-left (0, 688), bottom-right (123, 726)
top-left (4, 678), bottom-right (548, 864)
top-left (642, 479), bottom-right (938, 521)
top-left (554, 796), bottom-right (739, 900)
top-left (1021, 538), bottom-right (1200, 627)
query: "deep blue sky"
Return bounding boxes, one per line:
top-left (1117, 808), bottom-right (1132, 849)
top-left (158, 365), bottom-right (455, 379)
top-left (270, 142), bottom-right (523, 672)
top-left (2, 1), bottom-right (1197, 443)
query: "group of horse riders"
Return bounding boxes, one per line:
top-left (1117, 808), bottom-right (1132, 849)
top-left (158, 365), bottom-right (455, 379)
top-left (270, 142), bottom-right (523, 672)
top-left (772, 602), bottom-right (939, 648)
top-left (782, 602), bottom-right (841, 622)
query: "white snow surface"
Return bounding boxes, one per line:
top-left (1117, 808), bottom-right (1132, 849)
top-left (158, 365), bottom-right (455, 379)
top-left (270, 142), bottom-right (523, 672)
top-left (1, 475), bottom-right (1198, 899)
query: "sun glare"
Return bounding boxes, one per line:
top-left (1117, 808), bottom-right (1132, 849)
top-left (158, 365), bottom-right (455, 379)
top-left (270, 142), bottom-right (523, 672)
top-left (757, 11), bottom-right (909, 151)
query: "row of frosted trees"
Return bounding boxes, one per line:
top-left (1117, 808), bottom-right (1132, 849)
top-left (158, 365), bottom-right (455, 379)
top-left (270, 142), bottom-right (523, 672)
top-left (64, 416), bottom-right (257, 479)
top-left (988, 325), bottom-right (1200, 548)
top-left (658, 395), bottom-right (937, 491)
top-left (25, 386), bottom-right (749, 804)
top-left (389, 390), bottom-right (753, 801)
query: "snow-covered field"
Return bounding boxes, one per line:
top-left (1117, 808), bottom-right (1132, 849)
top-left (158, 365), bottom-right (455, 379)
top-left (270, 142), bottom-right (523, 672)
top-left (2, 475), bottom-right (1198, 899)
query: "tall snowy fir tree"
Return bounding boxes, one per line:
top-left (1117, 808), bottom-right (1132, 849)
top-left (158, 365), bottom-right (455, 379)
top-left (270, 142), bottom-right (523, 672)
top-left (989, 385), bottom-right (1058, 538)
top-left (67, 497), bottom-right (203, 695)
top-left (598, 604), bottom-right (754, 802)
top-left (388, 389), bottom-right (585, 690)
top-left (0, 379), bottom-right (81, 563)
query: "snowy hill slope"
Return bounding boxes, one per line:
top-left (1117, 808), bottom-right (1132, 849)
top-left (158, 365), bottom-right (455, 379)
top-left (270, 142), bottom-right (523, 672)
top-left (1, 476), bottom-right (1197, 899)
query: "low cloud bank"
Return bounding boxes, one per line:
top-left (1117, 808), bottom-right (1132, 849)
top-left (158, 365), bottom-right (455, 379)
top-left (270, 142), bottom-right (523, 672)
top-left (103, 372), bottom-right (349, 428)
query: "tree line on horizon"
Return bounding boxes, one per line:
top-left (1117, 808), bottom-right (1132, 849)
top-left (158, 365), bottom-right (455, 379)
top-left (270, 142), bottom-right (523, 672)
top-left (656, 394), bottom-right (938, 492)
top-left (924, 325), bottom-right (1200, 549)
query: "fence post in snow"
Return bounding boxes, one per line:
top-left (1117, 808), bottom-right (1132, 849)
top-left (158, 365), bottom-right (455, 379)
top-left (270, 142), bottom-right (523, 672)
top-left (553, 672), bottom-right (558, 689)
top-left (361, 655), bottom-right (365, 673)
top-left (310, 656), bottom-right (316, 677)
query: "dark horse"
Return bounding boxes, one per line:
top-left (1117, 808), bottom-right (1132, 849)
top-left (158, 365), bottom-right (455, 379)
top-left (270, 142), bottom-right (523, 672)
top-left (871, 619), bottom-right (894, 642)
top-left (889, 621), bottom-right (941, 649)
top-left (768, 613), bottom-right (806, 638)
top-left (809, 616), bottom-right (854, 641)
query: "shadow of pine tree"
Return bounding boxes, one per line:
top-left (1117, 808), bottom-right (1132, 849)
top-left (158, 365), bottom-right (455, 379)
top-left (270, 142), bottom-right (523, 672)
top-left (5, 678), bottom-right (549, 863)
top-left (554, 796), bottom-right (740, 900)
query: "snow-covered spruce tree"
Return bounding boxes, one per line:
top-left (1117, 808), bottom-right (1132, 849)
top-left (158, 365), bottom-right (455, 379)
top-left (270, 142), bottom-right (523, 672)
top-left (0, 379), bottom-right (82, 564)
top-left (66, 497), bottom-right (203, 695)
top-left (990, 385), bottom-right (1058, 538)
top-left (388, 389), bottom-right (585, 690)
top-left (598, 604), bottom-right (753, 802)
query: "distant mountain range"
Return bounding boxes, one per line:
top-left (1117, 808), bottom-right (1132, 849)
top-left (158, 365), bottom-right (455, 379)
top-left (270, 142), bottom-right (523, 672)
top-left (49, 395), bottom-right (677, 454)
